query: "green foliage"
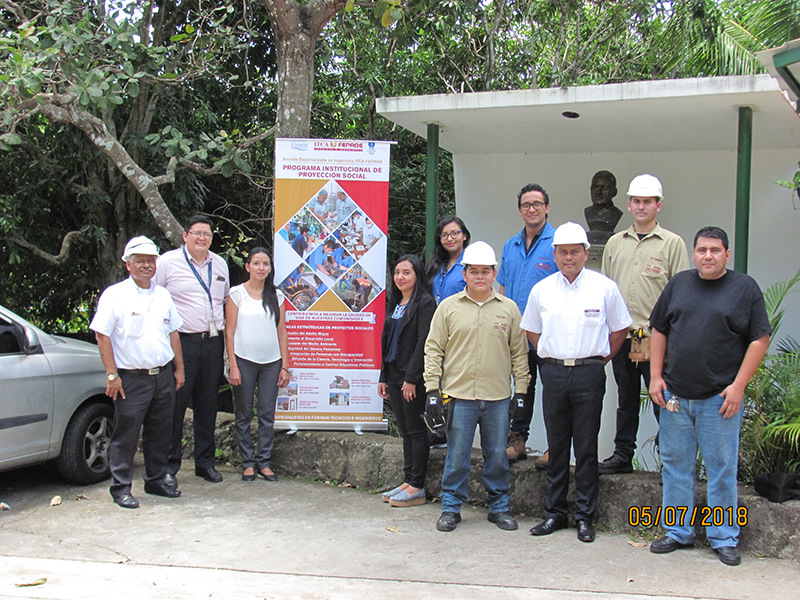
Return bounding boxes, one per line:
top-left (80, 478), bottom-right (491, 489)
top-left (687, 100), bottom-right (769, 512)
top-left (776, 161), bottom-right (800, 205)
top-left (740, 269), bottom-right (800, 482)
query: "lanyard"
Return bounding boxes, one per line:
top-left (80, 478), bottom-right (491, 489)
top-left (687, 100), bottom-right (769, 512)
top-left (182, 247), bottom-right (213, 308)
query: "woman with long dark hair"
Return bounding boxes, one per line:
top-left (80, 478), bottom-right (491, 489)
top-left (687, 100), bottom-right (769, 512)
top-left (378, 254), bottom-right (436, 507)
top-left (425, 215), bottom-right (471, 304)
top-left (225, 247), bottom-right (290, 482)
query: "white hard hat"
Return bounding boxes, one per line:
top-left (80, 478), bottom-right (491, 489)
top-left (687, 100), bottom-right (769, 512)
top-left (552, 222), bottom-right (591, 249)
top-left (627, 174), bottom-right (663, 199)
top-left (122, 236), bottom-right (160, 262)
top-left (462, 241), bottom-right (497, 266)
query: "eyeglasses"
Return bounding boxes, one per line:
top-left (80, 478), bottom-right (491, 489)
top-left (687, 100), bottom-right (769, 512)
top-left (187, 231), bottom-right (213, 239)
top-left (520, 201), bottom-right (546, 212)
top-left (440, 230), bottom-right (463, 241)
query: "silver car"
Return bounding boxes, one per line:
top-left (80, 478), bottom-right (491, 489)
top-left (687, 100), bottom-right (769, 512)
top-left (0, 304), bottom-right (112, 484)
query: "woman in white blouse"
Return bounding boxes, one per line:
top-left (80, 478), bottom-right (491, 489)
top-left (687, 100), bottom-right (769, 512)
top-left (225, 247), bottom-right (290, 482)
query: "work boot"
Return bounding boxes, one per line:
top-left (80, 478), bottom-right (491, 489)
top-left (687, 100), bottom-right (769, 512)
top-left (535, 449), bottom-right (549, 470)
top-left (506, 432), bottom-right (527, 462)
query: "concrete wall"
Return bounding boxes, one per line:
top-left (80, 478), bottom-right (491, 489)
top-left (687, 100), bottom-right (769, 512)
top-left (453, 146), bottom-right (800, 465)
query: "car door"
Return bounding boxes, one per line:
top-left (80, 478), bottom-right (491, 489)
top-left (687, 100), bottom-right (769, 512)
top-left (0, 313), bottom-right (55, 469)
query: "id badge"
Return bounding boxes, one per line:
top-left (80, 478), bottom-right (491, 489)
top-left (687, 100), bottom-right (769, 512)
top-left (209, 321), bottom-right (219, 337)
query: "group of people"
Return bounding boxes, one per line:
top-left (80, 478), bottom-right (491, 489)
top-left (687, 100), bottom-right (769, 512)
top-left (92, 175), bottom-right (769, 568)
top-left (91, 216), bottom-right (290, 510)
top-left (377, 175), bottom-right (769, 568)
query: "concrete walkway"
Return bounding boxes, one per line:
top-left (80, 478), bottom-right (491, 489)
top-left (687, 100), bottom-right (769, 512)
top-left (1, 462), bottom-right (798, 600)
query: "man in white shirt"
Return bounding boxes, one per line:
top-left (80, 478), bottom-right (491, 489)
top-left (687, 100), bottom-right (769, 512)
top-left (90, 237), bottom-right (185, 509)
top-left (521, 222), bottom-right (631, 542)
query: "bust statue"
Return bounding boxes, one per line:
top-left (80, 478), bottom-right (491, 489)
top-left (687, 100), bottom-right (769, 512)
top-left (584, 170), bottom-right (622, 245)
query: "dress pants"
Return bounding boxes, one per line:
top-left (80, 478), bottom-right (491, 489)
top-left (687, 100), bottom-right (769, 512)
top-left (168, 333), bottom-right (224, 474)
top-left (386, 362), bottom-right (429, 489)
top-left (610, 338), bottom-right (658, 462)
top-left (509, 349), bottom-right (540, 440)
top-left (540, 362), bottom-right (605, 522)
top-left (110, 366), bottom-right (175, 497)
top-left (234, 356), bottom-right (281, 470)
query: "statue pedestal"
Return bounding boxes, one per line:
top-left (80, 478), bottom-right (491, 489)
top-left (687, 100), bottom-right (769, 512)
top-left (587, 243), bottom-right (605, 272)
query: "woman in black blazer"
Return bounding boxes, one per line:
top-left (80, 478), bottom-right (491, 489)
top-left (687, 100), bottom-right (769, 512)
top-left (378, 254), bottom-right (436, 507)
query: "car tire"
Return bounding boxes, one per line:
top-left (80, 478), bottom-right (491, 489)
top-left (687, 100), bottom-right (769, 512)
top-left (56, 402), bottom-right (114, 484)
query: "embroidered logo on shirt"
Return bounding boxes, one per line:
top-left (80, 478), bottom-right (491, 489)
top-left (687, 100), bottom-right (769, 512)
top-left (644, 264), bottom-right (662, 275)
top-left (584, 309), bottom-right (601, 319)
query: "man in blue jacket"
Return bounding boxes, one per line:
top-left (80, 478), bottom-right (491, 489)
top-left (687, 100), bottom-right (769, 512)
top-left (497, 183), bottom-right (558, 464)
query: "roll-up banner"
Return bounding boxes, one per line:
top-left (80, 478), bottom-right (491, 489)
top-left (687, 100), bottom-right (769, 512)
top-left (273, 138), bottom-right (392, 431)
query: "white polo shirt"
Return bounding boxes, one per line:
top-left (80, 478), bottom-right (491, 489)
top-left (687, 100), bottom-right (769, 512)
top-left (520, 268), bottom-right (632, 360)
top-left (90, 278), bottom-right (183, 369)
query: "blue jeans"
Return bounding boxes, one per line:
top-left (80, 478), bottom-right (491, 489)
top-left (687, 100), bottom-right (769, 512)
top-left (660, 390), bottom-right (743, 548)
top-left (441, 398), bottom-right (511, 514)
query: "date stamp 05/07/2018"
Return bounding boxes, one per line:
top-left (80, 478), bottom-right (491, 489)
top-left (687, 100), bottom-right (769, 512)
top-left (627, 506), bottom-right (749, 528)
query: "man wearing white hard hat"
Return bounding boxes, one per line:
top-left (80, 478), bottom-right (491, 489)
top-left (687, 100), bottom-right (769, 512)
top-left (521, 223), bottom-right (631, 542)
top-left (90, 236), bottom-right (185, 509)
top-left (599, 175), bottom-right (689, 475)
top-left (424, 241), bottom-right (530, 533)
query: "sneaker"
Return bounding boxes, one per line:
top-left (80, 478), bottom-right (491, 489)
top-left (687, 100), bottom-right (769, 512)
top-left (506, 432), bottom-right (527, 462)
top-left (436, 511), bottom-right (461, 532)
top-left (598, 455), bottom-right (633, 475)
top-left (430, 432), bottom-right (447, 449)
top-left (535, 450), bottom-right (549, 470)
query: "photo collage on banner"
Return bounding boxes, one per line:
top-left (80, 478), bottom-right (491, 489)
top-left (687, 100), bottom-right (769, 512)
top-left (273, 139), bottom-right (391, 430)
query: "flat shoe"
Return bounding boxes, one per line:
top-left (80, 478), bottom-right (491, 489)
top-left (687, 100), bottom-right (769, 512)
top-left (113, 493), bottom-right (139, 509)
top-left (195, 466), bottom-right (223, 483)
top-left (488, 511), bottom-right (518, 530)
top-left (258, 469), bottom-right (278, 482)
top-left (530, 516), bottom-right (568, 536)
top-left (714, 546), bottom-right (741, 566)
top-left (144, 483), bottom-right (181, 498)
top-left (242, 470), bottom-right (256, 482)
top-left (389, 488), bottom-right (426, 507)
top-left (650, 536), bottom-right (694, 554)
top-left (576, 519), bottom-right (595, 542)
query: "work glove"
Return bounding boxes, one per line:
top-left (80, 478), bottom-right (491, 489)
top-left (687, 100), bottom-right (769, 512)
top-left (509, 392), bottom-right (528, 422)
top-left (423, 390), bottom-right (446, 433)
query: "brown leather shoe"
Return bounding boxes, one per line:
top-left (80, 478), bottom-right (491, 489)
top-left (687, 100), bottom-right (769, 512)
top-left (506, 432), bottom-right (527, 462)
top-left (535, 450), bottom-right (549, 470)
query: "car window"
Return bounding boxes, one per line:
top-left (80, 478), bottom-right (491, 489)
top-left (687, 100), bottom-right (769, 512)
top-left (0, 317), bottom-right (22, 354)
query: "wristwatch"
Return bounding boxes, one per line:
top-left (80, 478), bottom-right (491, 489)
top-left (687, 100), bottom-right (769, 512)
top-left (107, 373), bottom-right (119, 382)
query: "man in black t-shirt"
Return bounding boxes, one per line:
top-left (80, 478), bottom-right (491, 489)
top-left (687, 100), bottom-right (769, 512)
top-left (648, 226), bottom-right (771, 567)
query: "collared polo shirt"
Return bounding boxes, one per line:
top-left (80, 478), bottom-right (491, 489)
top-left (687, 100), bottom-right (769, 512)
top-left (496, 222), bottom-right (557, 316)
top-left (601, 223), bottom-right (688, 333)
top-left (424, 290), bottom-right (530, 400)
top-left (153, 247), bottom-right (229, 334)
top-left (521, 268), bottom-right (632, 360)
top-left (90, 278), bottom-right (182, 369)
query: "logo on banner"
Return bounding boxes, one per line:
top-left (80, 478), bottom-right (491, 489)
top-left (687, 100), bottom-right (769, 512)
top-left (367, 142), bottom-right (376, 155)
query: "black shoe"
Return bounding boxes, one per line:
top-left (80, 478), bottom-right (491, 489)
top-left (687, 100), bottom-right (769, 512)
top-left (195, 466), bottom-right (223, 483)
top-left (113, 493), bottom-right (140, 509)
top-left (576, 519), bottom-right (595, 543)
top-left (650, 536), bottom-right (694, 554)
top-left (257, 469), bottom-right (278, 482)
top-left (714, 546), bottom-right (741, 566)
top-left (598, 455), bottom-right (633, 475)
top-left (488, 511), bottom-right (518, 531)
top-left (242, 470), bottom-right (256, 482)
top-left (436, 511), bottom-right (461, 532)
top-left (530, 517), bottom-right (568, 536)
top-left (144, 483), bottom-right (181, 498)
top-left (163, 474), bottom-right (178, 489)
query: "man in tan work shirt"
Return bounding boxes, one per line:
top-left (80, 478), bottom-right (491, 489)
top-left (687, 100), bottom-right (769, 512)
top-left (599, 174), bottom-right (689, 474)
top-left (424, 241), bottom-right (530, 533)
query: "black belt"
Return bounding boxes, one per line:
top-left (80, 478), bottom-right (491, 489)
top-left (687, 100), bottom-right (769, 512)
top-left (118, 364), bottom-right (169, 376)
top-left (541, 356), bottom-right (604, 367)
top-left (180, 331), bottom-right (223, 339)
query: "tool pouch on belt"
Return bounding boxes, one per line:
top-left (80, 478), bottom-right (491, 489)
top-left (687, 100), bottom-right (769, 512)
top-left (629, 336), bottom-right (650, 362)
